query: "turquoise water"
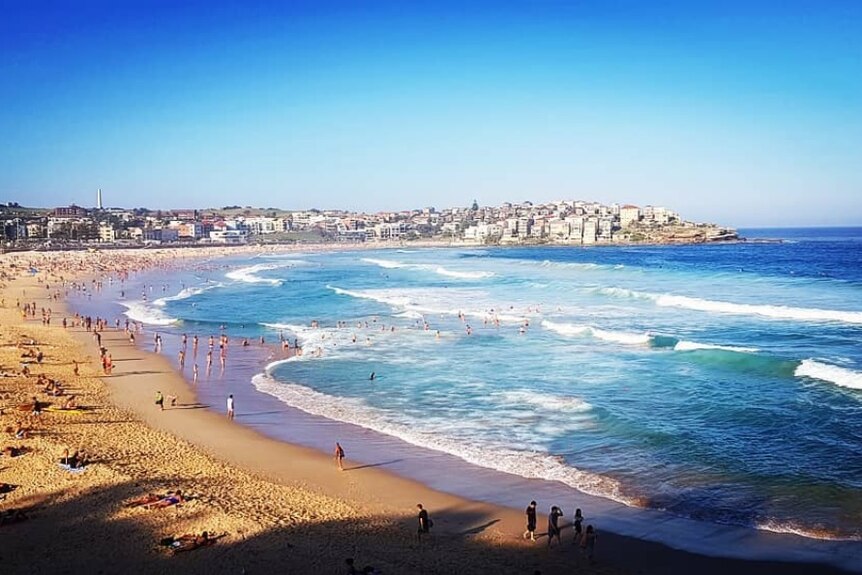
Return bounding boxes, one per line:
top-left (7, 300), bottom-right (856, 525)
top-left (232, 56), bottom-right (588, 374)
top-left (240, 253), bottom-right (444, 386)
top-left (87, 229), bottom-right (862, 542)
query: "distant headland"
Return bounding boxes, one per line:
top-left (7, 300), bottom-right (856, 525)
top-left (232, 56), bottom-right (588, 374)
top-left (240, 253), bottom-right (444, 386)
top-left (0, 197), bottom-right (738, 249)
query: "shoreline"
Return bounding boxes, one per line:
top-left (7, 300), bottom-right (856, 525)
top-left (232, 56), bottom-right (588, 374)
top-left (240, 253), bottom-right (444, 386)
top-left (2, 247), bottom-right (858, 574)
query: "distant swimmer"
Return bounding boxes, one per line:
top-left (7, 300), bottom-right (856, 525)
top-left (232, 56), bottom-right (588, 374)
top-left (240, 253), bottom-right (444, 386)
top-left (369, 372), bottom-right (376, 381)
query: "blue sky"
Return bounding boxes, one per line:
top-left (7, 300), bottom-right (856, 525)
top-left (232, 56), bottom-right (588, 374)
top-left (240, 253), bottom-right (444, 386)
top-left (1, 0), bottom-right (860, 226)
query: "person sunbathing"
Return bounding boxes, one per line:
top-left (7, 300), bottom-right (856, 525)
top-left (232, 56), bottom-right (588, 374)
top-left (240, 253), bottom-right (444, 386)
top-left (125, 492), bottom-right (169, 508)
top-left (3, 446), bottom-right (21, 458)
top-left (167, 531), bottom-right (224, 553)
top-left (144, 490), bottom-right (184, 509)
top-left (59, 448), bottom-right (86, 469)
top-left (61, 396), bottom-right (78, 410)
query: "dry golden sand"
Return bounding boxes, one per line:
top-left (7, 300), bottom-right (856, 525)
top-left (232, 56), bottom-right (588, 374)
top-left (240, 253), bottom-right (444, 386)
top-left (0, 248), bottom-right (848, 575)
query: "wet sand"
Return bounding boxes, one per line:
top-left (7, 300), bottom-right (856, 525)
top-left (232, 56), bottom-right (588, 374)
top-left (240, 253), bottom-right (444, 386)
top-left (0, 247), bottom-right (856, 574)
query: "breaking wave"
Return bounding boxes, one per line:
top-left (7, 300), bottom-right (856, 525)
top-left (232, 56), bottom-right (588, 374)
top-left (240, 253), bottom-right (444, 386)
top-left (120, 300), bottom-right (179, 326)
top-left (153, 283), bottom-right (222, 307)
top-left (251, 372), bottom-right (638, 506)
top-left (226, 262), bottom-right (304, 286)
top-left (795, 360), bottom-right (862, 390)
top-left (595, 287), bottom-right (862, 324)
top-left (541, 320), bottom-right (651, 346)
top-left (361, 258), bottom-right (494, 280)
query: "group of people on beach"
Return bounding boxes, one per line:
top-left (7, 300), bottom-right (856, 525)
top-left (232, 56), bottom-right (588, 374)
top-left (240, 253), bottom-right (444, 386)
top-left (524, 500), bottom-right (596, 560)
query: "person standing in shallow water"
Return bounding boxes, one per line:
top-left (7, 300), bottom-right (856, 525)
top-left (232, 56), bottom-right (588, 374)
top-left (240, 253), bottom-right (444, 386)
top-left (227, 394), bottom-right (235, 420)
top-left (523, 500), bottom-right (537, 541)
top-left (547, 505), bottom-right (563, 547)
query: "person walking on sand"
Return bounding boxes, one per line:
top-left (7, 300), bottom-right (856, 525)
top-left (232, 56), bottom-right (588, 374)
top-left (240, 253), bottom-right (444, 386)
top-left (227, 394), bottom-right (235, 420)
top-left (155, 391), bottom-right (164, 411)
top-left (523, 500), bottom-right (537, 541)
top-left (581, 524), bottom-right (597, 563)
top-left (547, 505), bottom-right (563, 547)
top-left (335, 442), bottom-right (345, 471)
top-left (416, 503), bottom-right (432, 541)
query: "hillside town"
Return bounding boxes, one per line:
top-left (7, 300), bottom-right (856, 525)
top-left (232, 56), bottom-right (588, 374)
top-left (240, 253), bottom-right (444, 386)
top-left (0, 192), bottom-right (738, 249)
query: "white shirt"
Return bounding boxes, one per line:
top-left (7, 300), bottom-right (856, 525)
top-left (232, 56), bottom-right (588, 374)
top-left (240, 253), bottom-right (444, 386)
top-left (227, 397), bottom-right (234, 411)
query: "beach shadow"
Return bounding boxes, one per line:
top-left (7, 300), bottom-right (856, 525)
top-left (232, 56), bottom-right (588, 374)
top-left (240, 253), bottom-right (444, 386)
top-left (107, 370), bottom-right (166, 377)
top-left (170, 403), bottom-right (209, 410)
top-left (234, 409), bottom-right (293, 418)
top-left (0, 478), bottom-right (856, 575)
top-left (456, 518), bottom-right (500, 537)
top-left (344, 459), bottom-right (404, 471)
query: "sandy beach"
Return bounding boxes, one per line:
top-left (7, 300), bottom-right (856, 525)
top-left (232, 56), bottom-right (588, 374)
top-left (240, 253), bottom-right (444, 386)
top-left (0, 247), bottom-right (855, 574)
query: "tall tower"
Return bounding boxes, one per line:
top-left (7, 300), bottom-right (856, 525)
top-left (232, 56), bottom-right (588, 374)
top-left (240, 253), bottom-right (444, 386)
top-left (97, 188), bottom-right (103, 210)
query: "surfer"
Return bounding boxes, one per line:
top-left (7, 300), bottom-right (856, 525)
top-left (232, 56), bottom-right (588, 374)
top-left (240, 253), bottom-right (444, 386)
top-left (369, 372), bottom-right (376, 381)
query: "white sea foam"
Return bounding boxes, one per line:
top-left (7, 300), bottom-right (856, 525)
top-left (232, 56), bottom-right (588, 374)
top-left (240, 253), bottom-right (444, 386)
top-left (596, 287), bottom-right (862, 324)
top-left (251, 373), bottom-right (636, 505)
top-left (361, 258), bottom-right (494, 280)
top-left (361, 257), bottom-right (407, 269)
top-left (433, 266), bottom-right (494, 279)
top-left (327, 286), bottom-right (416, 308)
top-left (328, 285), bottom-right (524, 323)
top-left (226, 262), bottom-right (303, 285)
top-left (542, 320), bottom-right (650, 346)
top-left (673, 341), bottom-right (760, 353)
top-left (498, 390), bottom-right (592, 412)
top-left (153, 283), bottom-right (222, 307)
top-left (755, 518), bottom-right (861, 541)
top-left (795, 359), bottom-right (862, 390)
top-left (538, 259), bottom-right (604, 270)
top-left (395, 310), bottom-right (425, 319)
top-left (120, 301), bottom-right (178, 326)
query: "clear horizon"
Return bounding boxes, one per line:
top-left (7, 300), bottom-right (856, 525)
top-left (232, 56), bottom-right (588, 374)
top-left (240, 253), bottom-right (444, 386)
top-left (2, 1), bottom-right (860, 227)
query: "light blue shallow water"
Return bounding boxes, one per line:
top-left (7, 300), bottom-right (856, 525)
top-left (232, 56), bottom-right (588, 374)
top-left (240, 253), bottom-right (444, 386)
top-left (89, 228), bottom-right (862, 542)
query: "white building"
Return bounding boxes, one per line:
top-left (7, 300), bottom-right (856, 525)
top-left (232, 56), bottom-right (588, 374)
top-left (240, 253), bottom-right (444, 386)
top-left (209, 229), bottom-right (248, 244)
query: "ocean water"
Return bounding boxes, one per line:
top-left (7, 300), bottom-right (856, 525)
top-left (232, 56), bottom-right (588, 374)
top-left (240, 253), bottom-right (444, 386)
top-left (72, 229), bottom-right (862, 548)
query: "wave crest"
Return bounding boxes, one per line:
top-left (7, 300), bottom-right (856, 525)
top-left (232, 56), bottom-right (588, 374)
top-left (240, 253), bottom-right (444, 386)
top-left (362, 258), bottom-right (494, 280)
top-left (542, 320), bottom-right (650, 346)
top-left (596, 287), bottom-right (862, 325)
top-left (120, 301), bottom-right (179, 326)
top-left (153, 283), bottom-right (222, 307)
top-left (226, 262), bottom-right (304, 285)
top-left (795, 359), bottom-right (862, 390)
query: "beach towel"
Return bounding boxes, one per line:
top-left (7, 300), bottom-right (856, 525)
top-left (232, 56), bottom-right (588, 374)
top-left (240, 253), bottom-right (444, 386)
top-left (59, 463), bottom-right (86, 473)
